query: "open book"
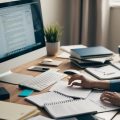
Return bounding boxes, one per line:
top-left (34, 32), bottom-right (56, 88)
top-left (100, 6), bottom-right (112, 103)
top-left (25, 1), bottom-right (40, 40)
top-left (49, 81), bottom-right (91, 99)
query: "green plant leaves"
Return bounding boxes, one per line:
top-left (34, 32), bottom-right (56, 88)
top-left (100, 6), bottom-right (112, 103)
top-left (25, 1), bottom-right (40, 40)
top-left (44, 24), bottom-right (62, 43)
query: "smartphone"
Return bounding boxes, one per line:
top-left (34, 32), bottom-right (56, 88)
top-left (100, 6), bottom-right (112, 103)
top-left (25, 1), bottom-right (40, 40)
top-left (27, 66), bottom-right (49, 72)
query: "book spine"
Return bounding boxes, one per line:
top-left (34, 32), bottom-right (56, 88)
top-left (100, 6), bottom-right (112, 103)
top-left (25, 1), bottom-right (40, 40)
top-left (71, 50), bottom-right (81, 59)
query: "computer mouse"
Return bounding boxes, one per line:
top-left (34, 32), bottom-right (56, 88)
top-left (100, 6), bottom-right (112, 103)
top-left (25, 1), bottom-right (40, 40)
top-left (63, 69), bottom-right (81, 75)
top-left (43, 58), bottom-right (53, 62)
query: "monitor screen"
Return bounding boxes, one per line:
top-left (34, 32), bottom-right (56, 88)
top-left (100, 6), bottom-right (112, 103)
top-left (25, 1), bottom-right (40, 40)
top-left (0, 0), bottom-right (45, 63)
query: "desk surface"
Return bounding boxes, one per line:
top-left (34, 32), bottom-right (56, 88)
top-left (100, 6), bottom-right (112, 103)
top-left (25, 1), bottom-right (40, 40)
top-left (0, 54), bottom-right (120, 119)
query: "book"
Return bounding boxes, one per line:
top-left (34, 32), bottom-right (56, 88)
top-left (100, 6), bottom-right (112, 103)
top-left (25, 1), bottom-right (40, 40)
top-left (0, 101), bottom-right (39, 120)
top-left (26, 91), bottom-right (73, 107)
top-left (70, 57), bottom-right (110, 68)
top-left (71, 46), bottom-right (113, 59)
top-left (44, 99), bottom-right (97, 119)
top-left (49, 81), bottom-right (91, 99)
top-left (86, 65), bottom-right (120, 79)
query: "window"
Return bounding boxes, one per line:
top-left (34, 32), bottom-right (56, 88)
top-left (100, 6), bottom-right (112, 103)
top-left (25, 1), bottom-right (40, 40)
top-left (109, 0), bottom-right (120, 7)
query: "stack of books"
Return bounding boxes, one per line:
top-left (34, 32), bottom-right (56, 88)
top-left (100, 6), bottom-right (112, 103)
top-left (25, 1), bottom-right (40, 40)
top-left (70, 46), bottom-right (113, 68)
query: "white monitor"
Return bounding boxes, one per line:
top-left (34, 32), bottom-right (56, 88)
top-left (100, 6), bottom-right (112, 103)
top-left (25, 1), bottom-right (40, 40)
top-left (0, 0), bottom-right (46, 76)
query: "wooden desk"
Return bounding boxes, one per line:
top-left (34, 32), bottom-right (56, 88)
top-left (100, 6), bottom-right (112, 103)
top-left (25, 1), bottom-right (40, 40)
top-left (0, 54), bottom-right (120, 119)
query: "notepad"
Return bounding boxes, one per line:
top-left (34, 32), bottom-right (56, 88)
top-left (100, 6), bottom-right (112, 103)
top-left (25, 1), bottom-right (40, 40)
top-left (26, 91), bottom-right (73, 107)
top-left (86, 90), bottom-right (120, 113)
top-left (0, 101), bottom-right (39, 120)
top-left (44, 99), bottom-right (97, 119)
top-left (86, 65), bottom-right (120, 79)
top-left (49, 81), bottom-right (91, 98)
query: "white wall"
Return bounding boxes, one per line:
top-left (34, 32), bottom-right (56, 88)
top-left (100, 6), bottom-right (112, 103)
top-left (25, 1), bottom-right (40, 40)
top-left (40, 0), bottom-right (71, 45)
top-left (108, 7), bottom-right (120, 53)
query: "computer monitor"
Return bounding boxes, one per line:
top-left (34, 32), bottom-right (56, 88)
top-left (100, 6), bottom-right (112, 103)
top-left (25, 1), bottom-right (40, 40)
top-left (0, 0), bottom-right (46, 76)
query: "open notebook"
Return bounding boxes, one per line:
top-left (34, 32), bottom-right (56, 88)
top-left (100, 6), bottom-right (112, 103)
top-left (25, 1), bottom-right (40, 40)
top-left (26, 91), bottom-right (73, 107)
top-left (44, 99), bottom-right (97, 119)
top-left (49, 81), bottom-right (91, 99)
top-left (86, 65), bottom-right (120, 79)
top-left (44, 95), bottom-right (120, 119)
top-left (0, 101), bottom-right (39, 120)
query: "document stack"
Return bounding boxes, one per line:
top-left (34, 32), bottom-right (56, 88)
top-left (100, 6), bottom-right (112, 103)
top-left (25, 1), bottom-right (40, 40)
top-left (70, 46), bottom-right (113, 68)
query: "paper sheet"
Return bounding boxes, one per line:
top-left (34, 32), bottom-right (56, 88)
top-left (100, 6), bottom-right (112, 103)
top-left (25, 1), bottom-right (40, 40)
top-left (50, 81), bottom-right (91, 98)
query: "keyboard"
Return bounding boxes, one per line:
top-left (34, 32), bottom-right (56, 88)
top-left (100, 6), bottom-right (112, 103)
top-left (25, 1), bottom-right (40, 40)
top-left (19, 71), bottom-right (67, 91)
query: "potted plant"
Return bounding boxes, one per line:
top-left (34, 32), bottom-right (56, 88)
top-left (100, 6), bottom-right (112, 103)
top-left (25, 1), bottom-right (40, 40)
top-left (44, 24), bottom-right (62, 56)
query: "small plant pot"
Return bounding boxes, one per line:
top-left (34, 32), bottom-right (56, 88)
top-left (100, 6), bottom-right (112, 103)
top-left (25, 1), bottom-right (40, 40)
top-left (46, 41), bottom-right (60, 56)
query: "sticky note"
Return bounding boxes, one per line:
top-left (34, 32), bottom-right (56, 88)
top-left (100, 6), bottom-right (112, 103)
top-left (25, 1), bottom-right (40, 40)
top-left (19, 89), bottom-right (33, 97)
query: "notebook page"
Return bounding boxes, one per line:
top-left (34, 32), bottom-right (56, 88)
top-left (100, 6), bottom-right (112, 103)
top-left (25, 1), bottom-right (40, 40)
top-left (86, 65), bottom-right (120, 79)
top-left (86, 90), bottom-right (120, 112)
top-left (94, 111), bottom-right (118, 120)
top-left (44, 99), bottom-right (97, 119)
top-left (26, 92), bottom-right (73, 107)
top-left (49, 81), bottom-right (91, 98)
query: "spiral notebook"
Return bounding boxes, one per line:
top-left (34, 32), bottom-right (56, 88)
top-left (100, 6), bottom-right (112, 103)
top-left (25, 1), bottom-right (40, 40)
top-left (26, 91), bottom-right (73, 107)
top-left (44, 99), bottom-right (97, 119)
